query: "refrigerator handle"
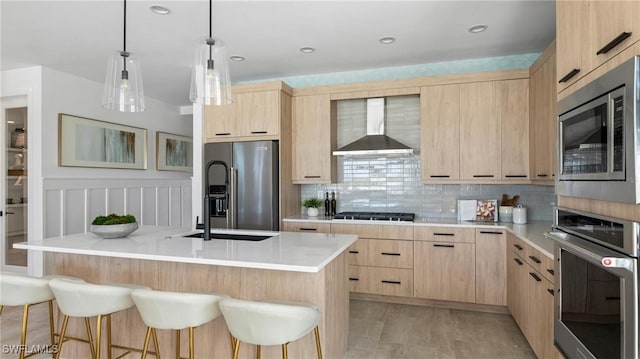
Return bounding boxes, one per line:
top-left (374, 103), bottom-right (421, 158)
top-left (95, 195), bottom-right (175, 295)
top-left (228, 167), bottom-right (237, 229)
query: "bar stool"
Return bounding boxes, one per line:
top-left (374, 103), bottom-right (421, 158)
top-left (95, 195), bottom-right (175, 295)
top-left (130, 288), bottom-right (227, 359)
top-left (48, 278), bottom-right (146, 359)
top-left (0, 272), bottom-right (82, 359)
top-left (218, 297), bottom-right (323, 359)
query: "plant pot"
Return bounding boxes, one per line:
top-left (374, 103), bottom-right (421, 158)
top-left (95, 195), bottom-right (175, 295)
top-left (307, 207), bottom-right (319, 217)
top-left (90, 222), bottom-right (138, 239)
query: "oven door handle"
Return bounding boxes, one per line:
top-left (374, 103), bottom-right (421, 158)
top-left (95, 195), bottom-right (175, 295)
top-left (546, 231), bottom-right (635, 274)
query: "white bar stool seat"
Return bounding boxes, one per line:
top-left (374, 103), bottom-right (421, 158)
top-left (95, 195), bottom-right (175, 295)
top-left (0, 272), bottom-right (82, 359)
top-left (219, 297), bottom-right (323, 359)
top-left (48, 278), bottom-right (147, 359)
top-left (130, 288), bottom-right (227, 359)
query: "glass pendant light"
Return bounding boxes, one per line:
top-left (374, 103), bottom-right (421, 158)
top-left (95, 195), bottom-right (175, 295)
top-left (189, 0), bottom-right (232, 105)
top-left (102, 0), bottom-right (145, 112)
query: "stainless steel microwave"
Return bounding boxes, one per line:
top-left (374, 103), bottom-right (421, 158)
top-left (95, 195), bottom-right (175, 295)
top-left (557, 55), bottom-right (640, 203)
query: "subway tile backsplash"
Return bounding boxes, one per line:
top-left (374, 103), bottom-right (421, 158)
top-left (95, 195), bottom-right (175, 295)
top-left (301, 155), bottom-right (556, 221)
top-left (301, 95), bottom-right (557, 221)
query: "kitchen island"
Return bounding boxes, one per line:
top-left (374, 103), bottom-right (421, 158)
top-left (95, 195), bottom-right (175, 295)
top-left (15, 227), bottom-right (357, 359)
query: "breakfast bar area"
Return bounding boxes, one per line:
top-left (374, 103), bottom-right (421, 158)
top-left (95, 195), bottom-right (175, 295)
top-left (14, 227), bottom-right (357, 359)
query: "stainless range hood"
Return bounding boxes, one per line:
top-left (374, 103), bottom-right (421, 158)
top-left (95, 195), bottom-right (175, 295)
top-left (333, 98), bottom-right (414, 156)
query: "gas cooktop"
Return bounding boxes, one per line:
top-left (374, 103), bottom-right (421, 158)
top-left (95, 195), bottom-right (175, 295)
top-left (333, 211), bottom-right (415, 222)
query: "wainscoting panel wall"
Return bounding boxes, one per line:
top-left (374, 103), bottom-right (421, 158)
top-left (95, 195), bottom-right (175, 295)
top-left (44, 178), bottom-right (192, 239)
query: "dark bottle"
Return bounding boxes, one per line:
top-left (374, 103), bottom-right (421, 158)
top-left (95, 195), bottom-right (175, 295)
top-left (324, 192), bottom-right (330, 216)
top-left (330, 192), bottom-right (337, 216)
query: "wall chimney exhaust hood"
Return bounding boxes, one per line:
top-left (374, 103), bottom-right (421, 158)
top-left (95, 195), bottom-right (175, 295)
top-left (333, 98), bottom-right (414, 156)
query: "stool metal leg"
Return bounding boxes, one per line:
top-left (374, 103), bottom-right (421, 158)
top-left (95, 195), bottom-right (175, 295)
top-left (256, 344), bottom-right (261, 359)
top-left (313, 326), bottom-right (323, 359)
top-left (231, 338), bottom-right (240, 359)
top-left (141, 327), bottom-right (152, 359)
top-left (175, 329), bottom-right (180, 359)
top-left (48, 300), bottom-right (56, 348)
top-left (151, 328), bottom-right (160, 358)
top-left (0, 304), bottom-right (3, 315)
top-left (95, 314), bottom-right (103, 359)
top-left (85, 317), bottom-right (97, 359)
top-left (106, 314), bottom-right (112, 359)
top-left (188, 327), bottom-right (195, 359)
top-left (19, 304), bottom-right (30, 359)
top-left (55, 315), bottom-right (70, 359)
top-left (229, 334), bottom-right (235, 357)
top-left (281, 343), bottom-right (288, 359)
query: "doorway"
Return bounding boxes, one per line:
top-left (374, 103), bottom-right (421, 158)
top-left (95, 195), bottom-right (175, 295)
top-left (1, 96), bottom-right (28, 272)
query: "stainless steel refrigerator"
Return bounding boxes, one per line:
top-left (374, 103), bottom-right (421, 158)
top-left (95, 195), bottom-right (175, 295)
top-left (204, 140), bottom-right (279, 231)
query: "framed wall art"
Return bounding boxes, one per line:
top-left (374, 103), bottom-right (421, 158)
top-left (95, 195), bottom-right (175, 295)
top-left (156, 132), bottom-right (193, 172)
top-left (58, 113), bottom-right (147, 169)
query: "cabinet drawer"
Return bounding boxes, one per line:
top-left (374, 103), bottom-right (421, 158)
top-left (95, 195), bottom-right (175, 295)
top-left (281, 221), bottom-right (330, 233)
top-left (507, 233), bottom-right (527, 257)
top-left (541, 255), bottom-right (556, 284)
top-left (348, 265), bottom-right (413, 297)
top-left (333, 223), bottom-right (412, 240)
top-left (414, 226), bottom-right (475, 243)
top-left (524, 245), bottom-right (546, 274)
top-left (347, 239), bottom-right (413, 268)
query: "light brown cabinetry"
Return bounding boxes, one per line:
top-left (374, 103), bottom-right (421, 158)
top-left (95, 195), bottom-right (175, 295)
top-left (498, 79), bottom-right (530, 180)
top-left (420, 84), bottom-right (460, 180)
top-left (557, 0), bottom-right (640, 96)
top-left (529, 42), bottom-right (557, 183)
top-left (281, 221), bottom-right (331, 233)
top-left (291, 94), bottom-right (337, 184)
top-left (506, 232), bottom-right (562, 359)
top-left (475, 229), bottom-right (506, 306)
top-left (332, 223), bottom-right (414, 296)
top-left (205, 83), bottom-right (290, 142)
top-left (414, 227), bottom-right (476, 303)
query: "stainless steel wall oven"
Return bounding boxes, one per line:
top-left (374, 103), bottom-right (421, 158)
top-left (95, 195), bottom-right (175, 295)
top-left (557, 55), bottom-right (640, 204)
top-left (547, 207), bottom-right (638, 359)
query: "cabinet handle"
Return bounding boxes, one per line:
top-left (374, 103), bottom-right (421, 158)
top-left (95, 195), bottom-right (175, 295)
top-left (348, 277), bottom-right (359, 281)
top-left (250, 131), bottom-right (268, 134)
top-left (514, 244), bottom-right (523, 251)
top-left (304, 175), bottom-right (321, 179)
top-left (348, 250), bottom-right (359, 254)
top-left (529, 255), bottom-right (541, 264)
top-left (433, 244), bottom-right (455, 248)
top-left (505, 175), bottom-right (527, 178)
top-left (547, 289), bottom-right (554, 296)
top-left (434, 233), bottom-right (454, 236)
top-left (558, 69), bottom-right (580, 83)
top-left (381, 280), bottom-right (401, 285)
top-left (536, 174), bottom-right (549, 178)
top-left (429, 175), bottom-right (450, 178)
top-left (472, 175), bottom-right (494, 178)
top-left (381, 252), bottom-right (400, 256)
top-left (298, 227), bottom-right (317, 231)
top-left (479, 231), bottom-right (502, 235)
top-left (514, 258), bottom-right (523, 266)
top-left (596, 32), bottom-right (632, 55)
top-left (547, 269), bottom-right (554, 276)
top-left (529, 272), bottom-right (542, 282)
top-left (606, 296), bottom-right (621, 301)
top-left (215, 133), bottom-right (231, 136)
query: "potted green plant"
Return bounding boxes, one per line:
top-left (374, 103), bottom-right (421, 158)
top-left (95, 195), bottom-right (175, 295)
top-left (90, 214), bottom-right (138, 238)
top-left (302, 197), bottom-right (323, 217)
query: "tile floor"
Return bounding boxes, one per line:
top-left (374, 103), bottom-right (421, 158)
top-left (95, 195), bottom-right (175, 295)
top-left (1, 299), bottom-right (536, 358)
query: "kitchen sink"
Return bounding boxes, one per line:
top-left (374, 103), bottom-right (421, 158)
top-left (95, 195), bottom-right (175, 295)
top-left (182, 232), bottom-right (271, 241)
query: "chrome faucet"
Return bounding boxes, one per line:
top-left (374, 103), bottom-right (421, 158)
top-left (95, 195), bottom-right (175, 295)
top-left (204, 160), bottom-right (229, 241)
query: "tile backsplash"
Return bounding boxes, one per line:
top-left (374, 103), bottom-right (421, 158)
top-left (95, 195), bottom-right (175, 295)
top-left (301, 155), bottom-right (556, 221)
top-left (300, 95), bottom-right (557, 221)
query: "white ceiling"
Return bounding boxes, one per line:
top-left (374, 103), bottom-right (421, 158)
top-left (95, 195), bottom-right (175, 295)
top-left (1, 0), bottom-right (556, 106)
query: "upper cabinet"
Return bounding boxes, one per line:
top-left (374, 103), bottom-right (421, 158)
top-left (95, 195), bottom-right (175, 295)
top-left (557, 0), bottom-right (640, 96)
top-left (530, 42), bottom-right (557, 184)
top-left (204, 82), bottom-right (291, 142)
top-left (421, 76), bottom-right (530, 183)
top-left (291, 94), bottom-right (337, 184)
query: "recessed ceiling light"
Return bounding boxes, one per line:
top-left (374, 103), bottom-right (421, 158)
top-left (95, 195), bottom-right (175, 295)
top-left (379, 36), bottom-right (396, 44)
top-left (230, 56), bottom-right (245, 62)
top-left (150, 5), bottom-right (170, 15)
top-left (468, 24), bottom-right (488, 33)
top-left (299, 46), bottom-right (315, 54)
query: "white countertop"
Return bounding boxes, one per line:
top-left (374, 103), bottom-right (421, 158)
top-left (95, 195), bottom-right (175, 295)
top-left (284, 216), bottom-right (554, 258)
top-left (14, 226), bottom-right (358, 273)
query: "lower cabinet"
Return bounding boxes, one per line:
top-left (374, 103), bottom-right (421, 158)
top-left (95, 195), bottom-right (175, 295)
top-left (507, 233), bottom-right (562, 359)
top-left (281, 221), bottom-right (331, 233)
top-left (475, 229), bottom-right (507, 306)
top-left (414, 241), bottom-right (476, 303)
top-left (348, 265), bottom-right (413, 297)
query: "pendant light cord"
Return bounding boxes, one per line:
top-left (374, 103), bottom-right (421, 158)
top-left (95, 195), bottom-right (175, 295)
top-left (123, 0), bottom-right (127, 53)
top-left (209, 0), bottom-right (212, 38)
